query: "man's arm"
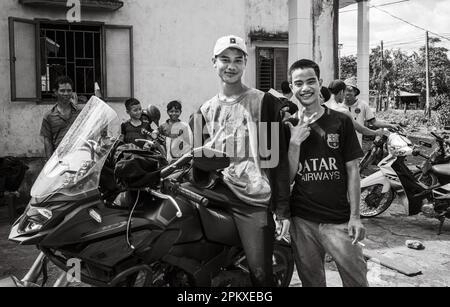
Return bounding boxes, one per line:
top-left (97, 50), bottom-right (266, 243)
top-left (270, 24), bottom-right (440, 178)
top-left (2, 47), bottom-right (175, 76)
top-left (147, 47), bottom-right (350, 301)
top-left (346, 159), bottom-right (366, 244)
top-left (353, 119), bottom-right (384, 136)
top-left (369, 118), bottom-right (399, 131)
top-left (288, 140), bottom-right (301, 184)
top-left (43, 137), bottom-right (54, 159)
top-left (40, 117), bottom-right (54, 159)
top-left (339, 109), bottom-right (383, 136)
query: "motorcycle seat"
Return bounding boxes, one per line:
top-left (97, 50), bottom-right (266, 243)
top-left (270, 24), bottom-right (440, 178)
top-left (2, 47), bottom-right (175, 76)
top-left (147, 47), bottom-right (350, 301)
top-left (197, 206), bottom-right (241, 247)
top-left (432, 164), bottom-right (450, 177)
top-left (180, 182), bottom-right (242, 246)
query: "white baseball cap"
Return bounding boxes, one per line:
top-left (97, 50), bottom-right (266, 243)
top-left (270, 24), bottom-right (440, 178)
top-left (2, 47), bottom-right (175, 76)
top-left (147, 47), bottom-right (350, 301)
top-left (213, 35), bottom-right (248, 57)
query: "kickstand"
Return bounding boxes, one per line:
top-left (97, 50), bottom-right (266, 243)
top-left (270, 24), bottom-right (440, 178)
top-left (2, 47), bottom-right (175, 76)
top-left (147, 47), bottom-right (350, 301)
top-left (437, 216), bottom-right (446, 235)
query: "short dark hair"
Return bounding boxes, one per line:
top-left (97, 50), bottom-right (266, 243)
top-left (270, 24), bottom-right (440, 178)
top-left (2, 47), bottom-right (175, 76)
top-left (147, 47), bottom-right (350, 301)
top-left (53, 76), bottom-right (74, 91)
top-left (288, 59), bottom-right (320, 82)
top-left (125, 98), bottom-right (141, 111)
top-left (281, 81), bottom-right (292, 95)
top-left (320, 87), bottom-right (331, 103)
top-left (167, 100), bottom-right (182, 112)
top-left (328, 80), bottom-right (347, 95)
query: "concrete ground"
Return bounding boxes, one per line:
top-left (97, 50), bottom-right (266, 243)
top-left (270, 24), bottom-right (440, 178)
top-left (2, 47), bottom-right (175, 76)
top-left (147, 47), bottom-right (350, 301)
top-left (0, 199), bottom-right (449, 287)
top-left (290, 201), bottom-right (450, 287)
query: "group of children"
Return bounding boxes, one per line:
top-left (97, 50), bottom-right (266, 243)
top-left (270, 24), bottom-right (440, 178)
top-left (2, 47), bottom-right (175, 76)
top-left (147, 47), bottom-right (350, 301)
top-left (120, 98), bottom-right (192, 161)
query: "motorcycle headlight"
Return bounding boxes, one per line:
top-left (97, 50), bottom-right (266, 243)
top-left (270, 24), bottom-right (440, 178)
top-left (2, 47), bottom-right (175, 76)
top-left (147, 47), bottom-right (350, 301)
top-left (19, 207), bottom-right (53, 235)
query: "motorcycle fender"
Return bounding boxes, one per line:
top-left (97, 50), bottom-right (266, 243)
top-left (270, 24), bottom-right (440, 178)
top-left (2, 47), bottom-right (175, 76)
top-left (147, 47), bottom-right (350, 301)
top-left (361, 171), bottom-right (391, 193)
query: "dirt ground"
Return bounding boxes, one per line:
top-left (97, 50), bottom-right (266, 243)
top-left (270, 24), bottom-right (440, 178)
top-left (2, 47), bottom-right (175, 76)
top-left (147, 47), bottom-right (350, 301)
top-left (1, 200), bottom-right (449, 287)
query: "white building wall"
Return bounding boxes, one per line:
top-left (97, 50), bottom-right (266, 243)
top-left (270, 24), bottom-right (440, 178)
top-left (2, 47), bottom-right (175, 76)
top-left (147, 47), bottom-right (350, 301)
top-left (0, 0), bottom-right (290, 157)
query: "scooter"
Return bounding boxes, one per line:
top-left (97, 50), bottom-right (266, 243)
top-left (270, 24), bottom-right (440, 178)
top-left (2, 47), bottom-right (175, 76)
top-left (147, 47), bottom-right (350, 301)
top-left (3, 97), bottom-right (294, 287)
top-left (360, 131), bottom-right (450, 234)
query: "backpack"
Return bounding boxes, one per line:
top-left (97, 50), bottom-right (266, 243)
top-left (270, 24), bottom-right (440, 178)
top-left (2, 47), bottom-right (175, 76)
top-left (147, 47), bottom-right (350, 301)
top-left (0, 157), bottom-right (29, 194)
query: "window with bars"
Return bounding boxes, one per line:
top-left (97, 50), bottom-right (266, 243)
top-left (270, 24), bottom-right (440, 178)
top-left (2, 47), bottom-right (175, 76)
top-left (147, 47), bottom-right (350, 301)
top-left (9, 17), bottom-right (134, 103)
top-left (256, 47), bottom-right (288, 93)
top-left (40, 23), bottom-right (102, 100)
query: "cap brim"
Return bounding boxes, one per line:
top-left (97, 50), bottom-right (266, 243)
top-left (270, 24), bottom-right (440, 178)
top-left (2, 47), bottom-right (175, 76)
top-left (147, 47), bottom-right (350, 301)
top-left (346, 85), bottom-right (360, 96)
top-left (214, 46), bottom-right (248, 57)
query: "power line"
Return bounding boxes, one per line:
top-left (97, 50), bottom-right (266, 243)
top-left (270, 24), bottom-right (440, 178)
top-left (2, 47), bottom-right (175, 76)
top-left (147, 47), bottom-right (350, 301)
top-left (373, 6), bottom-right (450, 43)
top-left (340, 0), bottom-right (410, 13)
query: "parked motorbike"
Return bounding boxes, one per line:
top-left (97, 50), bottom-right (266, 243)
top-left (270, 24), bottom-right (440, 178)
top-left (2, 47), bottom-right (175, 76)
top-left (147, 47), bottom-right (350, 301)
top-left (413, 131), bottom-right (450, 187)
top-left (4, 97), bottom-right (294, 287)
top-left (360, 130), bottom-right (450, 234)
top-left (359, 134), bottom-right (388, 176)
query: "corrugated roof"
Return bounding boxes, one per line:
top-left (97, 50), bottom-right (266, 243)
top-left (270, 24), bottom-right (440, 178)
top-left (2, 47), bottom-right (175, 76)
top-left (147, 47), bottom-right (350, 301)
top-left (398, 91), bottom-right (421, 97)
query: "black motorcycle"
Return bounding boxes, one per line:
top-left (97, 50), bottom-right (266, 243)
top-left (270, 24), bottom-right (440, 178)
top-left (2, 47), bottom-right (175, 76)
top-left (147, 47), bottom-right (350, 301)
top-left (4, 97), bottom-right (294, 287)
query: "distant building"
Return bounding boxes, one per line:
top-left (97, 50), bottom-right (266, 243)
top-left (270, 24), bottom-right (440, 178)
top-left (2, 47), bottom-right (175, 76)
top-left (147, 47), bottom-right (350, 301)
top-left (396, 91), bottom-right (422, 110)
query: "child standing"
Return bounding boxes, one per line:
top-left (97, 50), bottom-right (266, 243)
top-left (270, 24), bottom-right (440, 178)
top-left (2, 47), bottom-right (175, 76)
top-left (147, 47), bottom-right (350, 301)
top-left (160, 100), bottom-right (192, 161)
top-left (120, 98), bottom-right (151, 148)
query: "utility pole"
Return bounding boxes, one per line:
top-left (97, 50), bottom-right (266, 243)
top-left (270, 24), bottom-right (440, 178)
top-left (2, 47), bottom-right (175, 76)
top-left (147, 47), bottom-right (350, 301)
top-left (338, 44), bottom-right (343, 79)
top-left (377, 41), bottom-right (384, 111)
top-left (425, 31), bottom-right (431, 118)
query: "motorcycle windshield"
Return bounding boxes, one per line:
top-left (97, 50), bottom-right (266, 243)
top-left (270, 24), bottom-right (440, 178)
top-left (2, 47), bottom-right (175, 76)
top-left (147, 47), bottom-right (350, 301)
top-left (31, 96), bottom-right (121, 199)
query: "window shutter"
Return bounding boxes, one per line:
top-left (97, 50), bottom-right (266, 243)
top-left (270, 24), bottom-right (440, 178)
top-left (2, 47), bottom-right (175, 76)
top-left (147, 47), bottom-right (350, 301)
top-left (103, 25), bottom-right (133, 101)
top-left (9, 17), bottom-right (40, 101)
top-left (274, 49), bottom-right (288, 91)
top-left (256, 48), bottom-right (274, 92)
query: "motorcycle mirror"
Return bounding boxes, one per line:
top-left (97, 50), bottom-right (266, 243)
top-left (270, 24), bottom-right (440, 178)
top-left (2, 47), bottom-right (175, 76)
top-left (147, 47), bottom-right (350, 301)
top-left (192, 147), bottom-right (230, 172)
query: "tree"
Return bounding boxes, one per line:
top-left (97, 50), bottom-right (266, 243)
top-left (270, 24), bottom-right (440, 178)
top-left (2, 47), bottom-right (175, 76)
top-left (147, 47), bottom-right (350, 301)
top-left (342, 38), bottom-right (450, 109)
top-left (340, 55), bottom-right (357, 80)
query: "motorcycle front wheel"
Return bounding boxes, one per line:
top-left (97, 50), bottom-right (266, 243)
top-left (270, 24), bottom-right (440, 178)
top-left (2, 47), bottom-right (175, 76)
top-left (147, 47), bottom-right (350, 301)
top-left (359, 149), bottom-right (376, 173)
top-left (360, 184), bottom-right (395, 218)
top-left (414, 172), bottom-right (439, 188)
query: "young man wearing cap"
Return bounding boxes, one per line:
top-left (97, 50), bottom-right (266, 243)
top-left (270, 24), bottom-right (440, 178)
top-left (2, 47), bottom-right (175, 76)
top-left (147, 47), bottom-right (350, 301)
top-left (189, 35), bottom-right (290, 287)
top-left (327, 80), bottom-right (384, 139)
top-left (287, 59), bottom-right (369, 287)
top-left (344, 77), bottom-right (399, 146)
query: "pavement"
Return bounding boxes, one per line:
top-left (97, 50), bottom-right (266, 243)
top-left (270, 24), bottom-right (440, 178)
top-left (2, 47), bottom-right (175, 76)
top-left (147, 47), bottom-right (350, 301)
top-left (290, 201), bottom-right (450, 287)
top-left (0, 199), bottom-right (449, 287)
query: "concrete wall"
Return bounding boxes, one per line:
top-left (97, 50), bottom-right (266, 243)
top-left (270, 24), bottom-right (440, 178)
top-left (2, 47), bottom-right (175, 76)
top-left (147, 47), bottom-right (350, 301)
top-left (0, 0), bottom-right (289, 158)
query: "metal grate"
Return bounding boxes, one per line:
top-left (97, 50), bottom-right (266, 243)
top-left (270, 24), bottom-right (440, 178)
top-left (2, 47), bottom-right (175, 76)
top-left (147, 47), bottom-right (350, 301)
top-left (256, 47), bottom-right (288, 92)
top-left (40, 23), bottom-right (102, 100)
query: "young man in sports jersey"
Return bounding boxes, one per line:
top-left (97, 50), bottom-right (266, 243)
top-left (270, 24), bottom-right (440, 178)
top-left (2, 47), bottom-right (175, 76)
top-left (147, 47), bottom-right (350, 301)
top-left (286, 59), bottom-right (369, 287)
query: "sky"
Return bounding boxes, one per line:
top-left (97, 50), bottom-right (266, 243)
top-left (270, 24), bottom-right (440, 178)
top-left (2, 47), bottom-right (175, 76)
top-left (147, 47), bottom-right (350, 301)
top-left (339, 0), bottom-right (450, 56)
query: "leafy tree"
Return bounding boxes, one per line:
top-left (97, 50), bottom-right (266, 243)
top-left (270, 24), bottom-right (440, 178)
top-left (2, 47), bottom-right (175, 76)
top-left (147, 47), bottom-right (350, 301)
top-left (341, 38), bottom-right (450, 102)
top-left (340, 55), bottom-right (357, 80)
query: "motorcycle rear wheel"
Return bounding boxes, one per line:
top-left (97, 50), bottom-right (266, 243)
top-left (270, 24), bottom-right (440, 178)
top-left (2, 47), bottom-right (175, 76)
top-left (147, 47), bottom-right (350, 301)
top-left (212, 244), bottom-right (295, 287)
top-left (360, 185), bottom-right (395, 218)
top-left (272, 244), bottom-right (295, 287)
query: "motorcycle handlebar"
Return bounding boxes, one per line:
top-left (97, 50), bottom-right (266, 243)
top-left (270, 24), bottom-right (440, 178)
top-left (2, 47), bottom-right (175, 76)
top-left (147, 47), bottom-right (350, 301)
top-left (160, 152), bottom-right (193, 178)
top-left (177, 186), bottom-right (209, 207)
top-left (412, 150), bottom-right (430, 160)
top-left (431, 131), bottom-right (441, 140)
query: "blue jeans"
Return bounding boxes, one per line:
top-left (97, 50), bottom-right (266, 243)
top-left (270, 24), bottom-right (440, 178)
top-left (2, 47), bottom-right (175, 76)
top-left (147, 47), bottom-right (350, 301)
top-left (290, 217), bottom-right (369, 287)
